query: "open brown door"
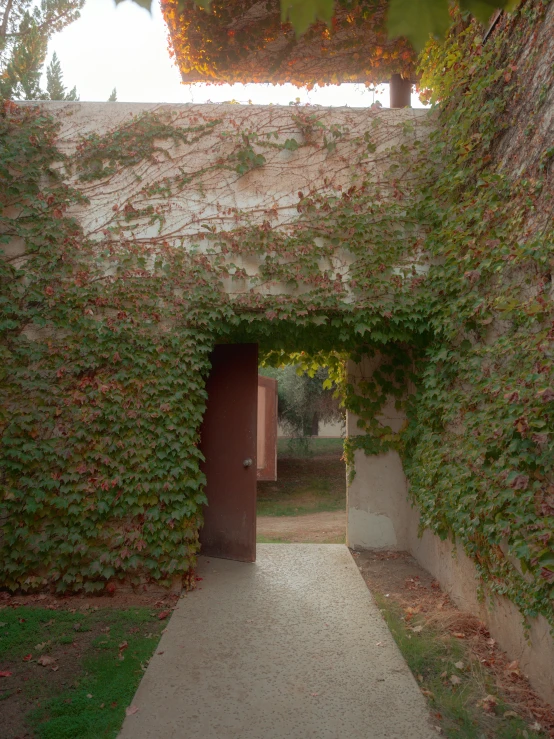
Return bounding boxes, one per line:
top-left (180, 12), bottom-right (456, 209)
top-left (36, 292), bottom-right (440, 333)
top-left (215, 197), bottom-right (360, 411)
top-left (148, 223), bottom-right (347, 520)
top-left (257, 375), bottom-right (278, 482)
top-left (199, 344), bottom-right (258, 562)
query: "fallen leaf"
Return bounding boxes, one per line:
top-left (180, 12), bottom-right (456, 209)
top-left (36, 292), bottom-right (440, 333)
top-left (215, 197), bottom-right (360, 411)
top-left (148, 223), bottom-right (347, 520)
top-left (158, 610), bottom-right (170, 620)
top-left (157, 651), bottom-right (165, 655)
top-left (450, 674), bottom-right (462, 685)
top-left (480, 694), bottom-right (497, 712)
top-left (118, 641), bottom-right (128, 651)
top-left (453, 632), bottom-right (465, 639)
top-left (530, 722), bottom-right (542, 731)
top-left (37, 655), bottom-right (57, 667)
top-left (23, 654), bottom-right (32, 662)
top-left (0, 671), bottom-right (12, 677)
top-left (421, 689), bottom-right (434, 698)
top-left (100, 703), bottom-right (105, 709)
top-left (440, 671), bottom-right (447, 678)
top-left (87, 694), bottom-right (93, 699)
top-left (504, 659), bottom-right (520, 676)
top-left (503, 711), bottom-right (518, 718)
top-left (51, 666), bottom-right (59, 672)
top-left (454, 661), bottom-right (464, 670)
top-left (412, 625), bottom-right (424, 633)
top-left (126, 705), bottom-right (139, 716)
top-left (0, 622), bottom-right (7, 628)
top-left (100, 626), bottom-right (110, 634)
top-left (375, 641), bottom-right (383, 646)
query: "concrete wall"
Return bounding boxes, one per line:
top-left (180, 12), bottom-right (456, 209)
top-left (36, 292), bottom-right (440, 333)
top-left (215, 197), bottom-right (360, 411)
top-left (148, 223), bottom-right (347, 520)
top-left (346, 355), bottom-right (411, 550)
top-left (25, 101), bottom-right (428, 303)
top-left (346, 355), bottom-right (554, 706)
top-left (407, 516), bottom-right (554, 706)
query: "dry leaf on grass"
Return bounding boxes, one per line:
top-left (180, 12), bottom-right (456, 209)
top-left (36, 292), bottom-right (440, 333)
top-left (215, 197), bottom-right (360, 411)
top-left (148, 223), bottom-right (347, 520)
top-left (37, 655), bottom-right (57, 667)
top-left (450, 674), bottom-right (462, 685)
top-left (479, 694), bottom-right (498, 712)
top-left (0, 671), bottom-right (12, 677)
top-left (158, 610), bottom-right (170, 620)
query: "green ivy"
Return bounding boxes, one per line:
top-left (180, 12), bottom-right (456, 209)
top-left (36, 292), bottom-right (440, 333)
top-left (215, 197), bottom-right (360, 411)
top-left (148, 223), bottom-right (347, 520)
top-left (1, 0), bottom-right (552, 630)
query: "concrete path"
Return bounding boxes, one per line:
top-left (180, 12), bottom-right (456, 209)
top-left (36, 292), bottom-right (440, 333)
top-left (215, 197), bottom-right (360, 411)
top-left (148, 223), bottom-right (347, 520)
top-left (119, 545), bottom-right (434, 739)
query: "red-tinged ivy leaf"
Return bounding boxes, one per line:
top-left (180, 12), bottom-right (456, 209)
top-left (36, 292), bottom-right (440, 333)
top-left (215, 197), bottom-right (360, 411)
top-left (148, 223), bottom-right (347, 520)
top-left (0, 671), bottom-right (12, 677)
top-left (158, 610), bottom-right (170, 620)
top-left (23, 654), bottom-right (32, 662)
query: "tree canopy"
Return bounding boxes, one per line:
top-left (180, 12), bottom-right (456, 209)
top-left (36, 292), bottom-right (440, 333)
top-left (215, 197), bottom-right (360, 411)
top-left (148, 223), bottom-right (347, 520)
top-left (0, 0), bottom-right (83, 100)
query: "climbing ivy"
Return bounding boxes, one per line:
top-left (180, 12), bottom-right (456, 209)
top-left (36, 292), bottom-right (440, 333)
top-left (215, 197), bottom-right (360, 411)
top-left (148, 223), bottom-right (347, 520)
top-left (404, 0), bottom-right (554, 623)
top-left (1, 0), bottom-right (552, 630)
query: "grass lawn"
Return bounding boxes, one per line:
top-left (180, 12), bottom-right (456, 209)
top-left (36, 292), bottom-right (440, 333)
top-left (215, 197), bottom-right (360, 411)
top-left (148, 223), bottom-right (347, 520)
top-left (0, 604), bottom-right (168, 739)
top-left (257, 437), bottom-right (346, 518)
top-left (276, 437), bottom-right (344, 457)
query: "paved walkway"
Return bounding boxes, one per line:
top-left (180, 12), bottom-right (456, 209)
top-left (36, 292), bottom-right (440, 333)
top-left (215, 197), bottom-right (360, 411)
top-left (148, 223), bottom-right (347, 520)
top-left (119, 545), bottom-right (434, 739)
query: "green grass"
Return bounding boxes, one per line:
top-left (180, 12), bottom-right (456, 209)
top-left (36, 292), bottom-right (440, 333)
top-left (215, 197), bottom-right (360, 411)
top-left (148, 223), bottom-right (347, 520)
top-left (277, 436), bottom-right (344, 457)
top-left (375, 595), bottom-right (543, 739)
top-left (256, 535), bottom-right (291, 543)
top-left (257, 441), bottom-right (346, 518)
top-left (0, 606), bottom-right (165, 739)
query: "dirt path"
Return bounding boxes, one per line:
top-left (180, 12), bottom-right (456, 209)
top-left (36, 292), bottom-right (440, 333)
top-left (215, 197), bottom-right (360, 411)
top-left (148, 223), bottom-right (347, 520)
top-left (257, 510), bottom-right (345, 543)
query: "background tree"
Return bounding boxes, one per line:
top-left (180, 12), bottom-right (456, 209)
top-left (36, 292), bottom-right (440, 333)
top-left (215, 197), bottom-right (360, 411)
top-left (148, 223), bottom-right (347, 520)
top-left (0, 0), bottom-right (84, 100)
top-left (107, 86), bottom-right (117, 101)
top-left (45, 49), bottom-right (78, 99)
top-left (260, 365), bottom-right (344, 441)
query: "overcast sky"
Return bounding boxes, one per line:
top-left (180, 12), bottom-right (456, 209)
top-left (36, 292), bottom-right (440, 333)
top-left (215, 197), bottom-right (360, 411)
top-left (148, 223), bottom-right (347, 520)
top-left (45, 0), bottom-right (425, 108)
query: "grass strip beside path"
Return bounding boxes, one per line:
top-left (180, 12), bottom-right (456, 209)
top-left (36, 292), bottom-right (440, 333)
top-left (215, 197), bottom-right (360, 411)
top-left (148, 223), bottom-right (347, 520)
top-left (0, 605), bottom-right (167, 739)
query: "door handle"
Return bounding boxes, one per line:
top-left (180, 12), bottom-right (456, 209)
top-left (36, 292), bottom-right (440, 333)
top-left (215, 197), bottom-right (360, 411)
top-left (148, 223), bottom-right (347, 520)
top-left (243, 458), bottom-right (253, 468)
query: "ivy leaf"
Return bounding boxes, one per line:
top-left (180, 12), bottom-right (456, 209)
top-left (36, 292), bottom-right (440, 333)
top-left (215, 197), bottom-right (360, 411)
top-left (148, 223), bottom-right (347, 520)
top-left (281, 0), bottom-right (334, 36)
top-left (115, 0), bottom-right (152, 10)
top-left (387, 0), bottom-right (451, 51)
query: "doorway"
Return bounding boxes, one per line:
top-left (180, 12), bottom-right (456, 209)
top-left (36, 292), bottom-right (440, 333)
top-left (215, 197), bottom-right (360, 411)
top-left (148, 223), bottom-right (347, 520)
top-left (199, 343), bottom-right (346, 562)
top-left (256, 363), bottom-right (346, 544)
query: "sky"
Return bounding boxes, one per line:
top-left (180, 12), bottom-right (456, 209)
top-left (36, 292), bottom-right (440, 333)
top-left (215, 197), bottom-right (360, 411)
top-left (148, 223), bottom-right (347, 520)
top-left (45, 0), bottom-right (426, 108)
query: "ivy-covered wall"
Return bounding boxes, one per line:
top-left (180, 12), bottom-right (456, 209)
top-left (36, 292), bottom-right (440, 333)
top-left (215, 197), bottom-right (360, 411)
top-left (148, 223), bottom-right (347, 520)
top-left (404, 0), bottom-right (554, 627)
top-left (0, 100), bottom-right (429, 592)
top-left (0, 0), bottom-right (552, 640)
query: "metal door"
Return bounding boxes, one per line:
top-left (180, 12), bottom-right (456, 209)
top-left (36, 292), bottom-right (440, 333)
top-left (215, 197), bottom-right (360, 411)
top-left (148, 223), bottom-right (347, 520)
top-left (257, 375), bottom-right (278, 482)
top-left (199, 344), bottom-right (258, 562)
